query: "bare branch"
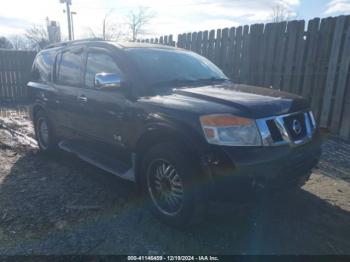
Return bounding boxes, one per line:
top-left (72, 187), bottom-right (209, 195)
top-left (126, 7), bottom-right (155, 41)
top-left (84, 9), bottom-right (124, 41)
top-left (25, 25), bottom-right (50, 51)
top-left (0, 36), bottom-right (13, 49)
top-left (270, 4), bottom-right (293, 23)
top-left (9, 35), bottom-right (31, 50)
top-left (85, 27), bottom-right (97, 38)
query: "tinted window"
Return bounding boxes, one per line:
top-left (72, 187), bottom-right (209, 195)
top-left (85, 52), bottom-right (121, 88)
top-left (32, 52), bottom-right (55, 83)
top-left (56, 49), bottom-right (83, 87)
top-left (127, 49), bottom-right (227, 86)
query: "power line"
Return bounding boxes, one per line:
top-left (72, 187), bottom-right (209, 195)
top-left (72, 2), bottom-right (213, 10)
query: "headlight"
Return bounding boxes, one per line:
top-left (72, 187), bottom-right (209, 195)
top-left (200, 114), bottom-right (262, 146)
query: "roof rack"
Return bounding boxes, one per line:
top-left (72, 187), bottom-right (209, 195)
top-left (45, 38), bottom-right (104, 49)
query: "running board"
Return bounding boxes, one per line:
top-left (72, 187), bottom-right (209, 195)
top-left (58, 140), bottom-right (135, 182)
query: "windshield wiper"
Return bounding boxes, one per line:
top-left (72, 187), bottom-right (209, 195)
top-left (152, 77), bottom-right (230, 89)
top-left (196, 77), bottom-right (230, 83)
top-left (152, 79), bottom-right (198, 87)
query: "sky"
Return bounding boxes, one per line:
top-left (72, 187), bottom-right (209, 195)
top-left (0, 0), bottom-right (350, 41)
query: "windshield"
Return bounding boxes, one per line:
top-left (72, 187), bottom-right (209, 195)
top-left (127, 48), bottom-right (228, 86)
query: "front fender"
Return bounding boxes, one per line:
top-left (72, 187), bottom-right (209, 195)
top-left (132, 120), bottom-right (210, 193)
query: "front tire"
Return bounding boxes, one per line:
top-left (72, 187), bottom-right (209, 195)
top-left (34, 110), bottom-right (58, 153)
top-left (142, 142), bottom-right (206, 227)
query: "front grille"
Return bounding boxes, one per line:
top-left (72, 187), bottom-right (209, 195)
top-left (266, 119), bottom-right (283, 142)
top-left (256, 111), bottom-right (316, 147)
top-left (283, 113), bottom-right (307, 141)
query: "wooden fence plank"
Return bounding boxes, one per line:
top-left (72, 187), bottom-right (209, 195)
top-left (232, 26), bottom-right (243, 81)
top-left (177, 34), bottom-right (184, 48)
top-left (282, 21), bottom-right (299, 92)
top-left (251, 24), bottom-right (264, 86)
top-left (301, 18), bottom-right (320, 98)
top-left (4, 51), bottom-right (10, 99)
top-left (320, 15), bottom-right (347, 127)
top-left (1, 51), bottom-right (7, 99)
top-left (185, 33), bottom-right (191, 50)
top-left (331, 27), bottom-right (350, 133)
top-left (12, 52), bottom-right (18, 99)
top-left (263, 23), bottom-right (279, 87)
top-left (0, 50), bottom-right (4, 99)
top-left (202, 31), bottom-right (209, 58)
top-left (207, 30), bottom-right (215, 62)
top-left (339, 76), bottom-right (350, 139)
top-left (16, 51), bottom-right (23, 98)
top-left (240, 25), bottom-right (250, 84)
top-left (310, 17), bottom-right (335, 119)
top-left (272, 21), bottom-right (287, 90)
top-left (291, 21), bottom-right (307, 95)
top-left (16, 51), bottom-right (23, 99)
top-left (196, 31), bottom-right (203, 55)
top-left (214, 29), bottom-right (222, 66)
top-left (191, 32), bottom-right (197, 52)
top-left (221, 28), bottom-right (229, 76)
top-left (227, 27), bottom-right (236, 79)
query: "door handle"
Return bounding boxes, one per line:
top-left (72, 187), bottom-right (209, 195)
top-left (77, 95), bottom-right (88, 103)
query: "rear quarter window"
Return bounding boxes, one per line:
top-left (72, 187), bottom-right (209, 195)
top-left (31, 52), bottom-right (55, 83)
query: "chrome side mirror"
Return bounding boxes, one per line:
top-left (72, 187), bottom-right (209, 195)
top-left (94, 73), bottom-right (121, 90)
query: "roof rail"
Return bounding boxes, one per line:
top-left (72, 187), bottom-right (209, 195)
top-left (45, 38), bottom-right (104, 49)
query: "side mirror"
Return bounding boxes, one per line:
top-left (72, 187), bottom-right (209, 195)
top-left (94, 73), bottom-right (122, 91)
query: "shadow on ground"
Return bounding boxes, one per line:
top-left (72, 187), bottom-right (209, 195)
top-left (0, 149), bottom-right (349, 255)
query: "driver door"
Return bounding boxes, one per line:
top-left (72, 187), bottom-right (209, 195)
top-left (76, 47), bottom-right (128, 149)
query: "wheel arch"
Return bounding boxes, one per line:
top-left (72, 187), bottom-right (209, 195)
top-left (133, 124), bottom-right (204, 192)
top-left (31, 103), bottom-right (46, 121)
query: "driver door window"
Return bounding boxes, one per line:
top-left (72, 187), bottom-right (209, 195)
top-left (85, 52), bottom-right (122, 89)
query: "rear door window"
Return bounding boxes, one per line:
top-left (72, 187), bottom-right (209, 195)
top-left (56, 48), bottom-right (83, 87)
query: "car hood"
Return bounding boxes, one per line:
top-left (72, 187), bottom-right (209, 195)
top-left (172, 83), bottom-right (309, 118)
top-left (138, 83), bottom-right (309, 119)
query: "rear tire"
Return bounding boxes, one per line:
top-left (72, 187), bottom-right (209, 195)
top-left (34, 110), bottom-right (58, 153)
top-left (141, 142), bottom-right (206, 228)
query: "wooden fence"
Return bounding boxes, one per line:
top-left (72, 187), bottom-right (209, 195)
top-left (140, 15), bottom-right (350, 140)
top-left (0, 49), bottom-right (36, 102)
top-left (1, 15), bottom-right (350, 140)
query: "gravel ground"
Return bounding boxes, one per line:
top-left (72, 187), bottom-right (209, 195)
top-left (0, 106), bottom-right (349, 255)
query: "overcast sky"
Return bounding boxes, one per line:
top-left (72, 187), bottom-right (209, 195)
top-left (0, 0), bottom-right (349, 40)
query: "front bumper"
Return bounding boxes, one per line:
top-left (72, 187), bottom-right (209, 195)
top-left (201, 132), bottom-right (322, 200)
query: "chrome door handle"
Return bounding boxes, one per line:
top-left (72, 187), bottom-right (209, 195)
top-left (77, 95), bottom-right (87, 103)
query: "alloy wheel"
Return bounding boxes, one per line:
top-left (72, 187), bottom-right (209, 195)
top-left (147, 159), bottom-right (185, 216)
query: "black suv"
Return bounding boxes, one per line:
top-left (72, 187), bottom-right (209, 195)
top-left (28, 40), bottom-right (321, 226)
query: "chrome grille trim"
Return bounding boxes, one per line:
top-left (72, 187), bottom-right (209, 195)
top-left (256, 111), bottom-right (316, 147)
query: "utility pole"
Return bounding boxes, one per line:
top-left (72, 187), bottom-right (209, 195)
top-left (60, 0), bottom-right (72, 40)
top-left (71, 11), bottom-right (77, 40)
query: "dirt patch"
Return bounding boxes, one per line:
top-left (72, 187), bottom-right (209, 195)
top-left (0, 107), bottom-right (349, 255)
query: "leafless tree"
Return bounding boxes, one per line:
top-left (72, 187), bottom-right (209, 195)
top-left (102, 10), bottom-right (124, 41)
top-left (9, 35), bottom-right (31, 50)
top-left (25, 25), bottom-right (50, 51)
top-left (0, 36), bottom-right (13, 49)
top-left (86, 10), bottom-right (123, 41)
top-left (270, 4), bottom-right (293, 23)
top-left (127, 7), bottom-right (155, 41)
